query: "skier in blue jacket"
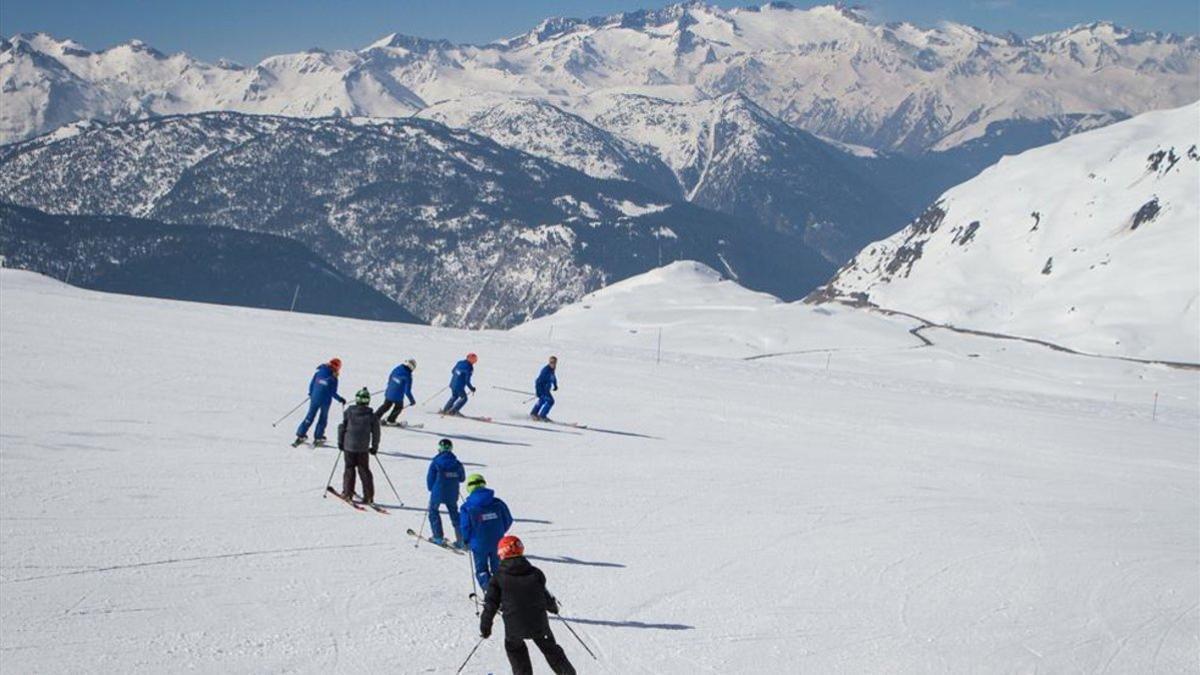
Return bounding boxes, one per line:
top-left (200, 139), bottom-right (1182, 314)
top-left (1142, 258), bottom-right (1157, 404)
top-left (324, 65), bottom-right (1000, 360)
top-left (375, 358), bottom-right (417, 425)
top-left (426, 438), bottom-right (466, 547)
top-left (294, 358), bottom-right (346, 445)
top-left (441, 352), bottom-right (478, 415)
top-left (530, 356), bottom-right (558, 421)
top-left (460, 473), bottom-right (513, 588)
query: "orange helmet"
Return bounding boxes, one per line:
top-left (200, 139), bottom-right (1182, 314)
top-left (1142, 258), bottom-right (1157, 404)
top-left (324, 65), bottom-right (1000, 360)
top-left (466, 352), bottom-right (478, 364)
top-left (497, 535), bottom-right (524, 560)
top-left (329, 358), bottom-right (342, 373)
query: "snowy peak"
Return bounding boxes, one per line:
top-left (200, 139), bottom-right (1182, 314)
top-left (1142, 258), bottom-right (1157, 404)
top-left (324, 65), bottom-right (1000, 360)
top-left (810, 102), bottom-right (1200, 362)
top-left (2, 5), bottom-right (1196, 148)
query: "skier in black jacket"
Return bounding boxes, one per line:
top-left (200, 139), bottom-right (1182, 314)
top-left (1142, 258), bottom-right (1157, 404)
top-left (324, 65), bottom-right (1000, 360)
top-left (338, 388), bottom-right (381, 504)
top-left (480, 535), bottom-right (576, 675)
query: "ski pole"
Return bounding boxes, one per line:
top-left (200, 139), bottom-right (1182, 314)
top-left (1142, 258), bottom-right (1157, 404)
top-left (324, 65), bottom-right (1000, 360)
top-left (272, 396), bottom-right (309, 427)
top-left (413, 506), bottom-right (426, 548)
top-left (557, 614), bottom-right (597, 660)
top-left (421, 386), bottom-right (448, 407)
top-left (523, 395), bottom-right (537, 404)
top-left (468, 550), bottom-right (481, 616)
top-left (372, 454), bottom-right (404, 507)
top-left (322, 451), bottom-right (341, 496)
top-left (456, 637), bottom-right (485, 674)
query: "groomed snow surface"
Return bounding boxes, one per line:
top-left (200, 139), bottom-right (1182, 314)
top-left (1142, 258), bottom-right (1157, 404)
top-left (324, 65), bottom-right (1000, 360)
top-left (1, 268), bottom-right (1197, 673)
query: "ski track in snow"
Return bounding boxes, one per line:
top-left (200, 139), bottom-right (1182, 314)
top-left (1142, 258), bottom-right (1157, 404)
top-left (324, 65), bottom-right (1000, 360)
top-left (0, 269), bottom-right (1196, 673)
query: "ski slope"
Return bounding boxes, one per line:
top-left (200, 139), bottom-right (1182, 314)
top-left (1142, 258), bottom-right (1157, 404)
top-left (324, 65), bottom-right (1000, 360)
top-left (1, 268), bottom-right (1197, 673)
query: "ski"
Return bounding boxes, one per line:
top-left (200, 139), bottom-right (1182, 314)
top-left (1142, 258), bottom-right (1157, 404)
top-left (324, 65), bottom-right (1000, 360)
top-left (542, 419), bottom-right (587, 429)
top-left (438, 412), bottom-right (494, 423)
top-left (383, 421), bottom-right (424, 429)
top-left (325, 486), bottom-right (367, 511)
top-left (406, 528), bottom-right (465, 555)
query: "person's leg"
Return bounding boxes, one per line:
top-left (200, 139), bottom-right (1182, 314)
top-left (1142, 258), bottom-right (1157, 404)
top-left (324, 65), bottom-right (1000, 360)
top-left (374, 399), bottom-right (393, 420)
top-left (472, 550), bottom-right (491, 588)
top-left (442, 389), bottom-right (461, 413)
top-left (341, 451), bottom-right (356, 498)
top-left (387, 400), bottom-right (403, 424)
top-left (486, 550), bottom-right (501, 581)
top-left (539, 393), bottom-right (555, 418)
top-left (530, 395), bottom-right (543, 417)
top-left (504, 639), bottom-right (534, 675)
top-left (450, 390), bottom-right (469, 413)
top-left (314, 401), bottom-right (331, 439)
top-left (428, 494), bottom-right (444, 540)
top-left (359, 455), bottom-right (375, 503)
top-left (296, 399), bottom-right (321, 437)
top-left (447, 500), bottom-right (462, 544)
top-left (533, 633), bottom-right (576, 675)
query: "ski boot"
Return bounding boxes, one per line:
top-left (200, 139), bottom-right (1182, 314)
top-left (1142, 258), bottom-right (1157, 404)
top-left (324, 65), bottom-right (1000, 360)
top-left (430, 536), bottom-right (446, 546)
top-left (313, 437), bottom-right (327, 446)
top-left (291, 435), bottom-right (307, 447)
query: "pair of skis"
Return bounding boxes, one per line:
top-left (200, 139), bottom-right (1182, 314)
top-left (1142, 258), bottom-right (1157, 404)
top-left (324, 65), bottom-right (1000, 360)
top-left (325, 486), bottom-right (389, 514)
top-left (405, 528), bottom-right (466, 555)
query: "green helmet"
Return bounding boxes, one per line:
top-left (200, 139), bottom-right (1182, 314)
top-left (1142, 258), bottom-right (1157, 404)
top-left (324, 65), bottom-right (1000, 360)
top-left (437, 438), bottom-right (453, 453)
top-left (465, 473), bottom-right (486, 493)
top-left (355, 387), bottom-right (371, 405)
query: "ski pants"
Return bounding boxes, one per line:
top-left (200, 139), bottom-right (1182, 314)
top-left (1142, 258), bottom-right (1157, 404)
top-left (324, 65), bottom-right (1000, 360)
top-left (471, 547), bottom-right (501, 589)
top-left (443, 387), bottom-right (469, 414)
top-left (342, 451), bottom-right (374, 503)
top-left (531, 393), bottom-right (554, 418)
top-left (296, 399), bottom-right (332, 439)
top-left (375, 398), bottom-right (406, 423)
top-left (505, 632), bottom-right (576, 675)
top-left (428, 495), bottom-right (461, 542)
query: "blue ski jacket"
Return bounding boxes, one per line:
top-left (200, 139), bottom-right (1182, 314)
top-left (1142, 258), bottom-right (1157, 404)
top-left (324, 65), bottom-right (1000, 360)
top-left (449, 359), bottom-right (475, 391)
top-left (385, 364), bottom-right (415, 404)
top-left (459, 487), bottom-right (513, 553)
top-left (307, 364), bottom-right (344, 406)
top-left (427, 451), bottom-right (465, 502)
top-left (534, 365), bottom-right (557, 396)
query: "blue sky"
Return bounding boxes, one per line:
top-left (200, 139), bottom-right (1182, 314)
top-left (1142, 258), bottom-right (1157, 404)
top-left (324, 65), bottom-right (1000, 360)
top-left (3, 0), bottom-right (1197, 64)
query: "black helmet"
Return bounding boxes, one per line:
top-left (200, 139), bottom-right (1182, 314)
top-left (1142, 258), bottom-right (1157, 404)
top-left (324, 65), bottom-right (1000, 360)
top-left (437, 438), bottom-right (453, 452)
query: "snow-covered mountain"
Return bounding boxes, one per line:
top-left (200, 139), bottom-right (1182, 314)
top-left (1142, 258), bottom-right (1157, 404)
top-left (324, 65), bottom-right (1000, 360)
top-left (0, 112), bottom-right (834, 328)
top-left (809, 103), bottom-right (1200, 363)
top-left (417, 97), bottom-right (681, 198)
top-left (3, 3), bottom-right (1196, 150)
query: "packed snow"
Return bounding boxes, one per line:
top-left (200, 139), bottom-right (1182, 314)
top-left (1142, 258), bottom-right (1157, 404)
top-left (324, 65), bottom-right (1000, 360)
top-left (816, 102), bottom-right (1200, 364)
top-left (2, 268), bottom-right (1196, 673)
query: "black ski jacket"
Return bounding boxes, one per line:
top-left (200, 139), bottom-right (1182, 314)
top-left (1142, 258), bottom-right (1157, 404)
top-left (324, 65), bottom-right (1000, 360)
top-left (338, 404), bottom-right (380, 453)
top-left (481, 556), bottom-right (559, 640)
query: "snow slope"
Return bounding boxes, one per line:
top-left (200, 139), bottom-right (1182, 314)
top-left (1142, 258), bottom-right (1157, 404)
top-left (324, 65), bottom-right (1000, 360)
top-left (812, 102), bottom-right (1200, 363)
top-left (3, 4), bottom-right (1197, 149)
top-left (2, 269), bottom-right (1196, 673)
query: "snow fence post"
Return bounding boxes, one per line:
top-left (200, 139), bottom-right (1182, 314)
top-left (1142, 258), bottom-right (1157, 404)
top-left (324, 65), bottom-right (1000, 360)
top-left (656, 327), bottom-right (662, 365)
top-left (289, 284), bottom-right (301, 312)
top-left (1152, 392), bottom-right (1159, 421)
top-left (825, 352), bottom-right (832, 371)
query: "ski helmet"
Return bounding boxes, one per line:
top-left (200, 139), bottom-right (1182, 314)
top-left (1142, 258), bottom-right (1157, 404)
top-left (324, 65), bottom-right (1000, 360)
top-left (437, 438), bottom-right (453, 453)
top-left (466, 352), bottom-right (478, 364)
top-left (329, 357), bottom-right (342, 372)
top-left (355, 387), bottom-right (371, 404)
top-left (405, 358), bottom-right (417, 371)
top-left (465, 473), bottom-right (486, 493)
top-left (497, 535), bottom-right (524, 560)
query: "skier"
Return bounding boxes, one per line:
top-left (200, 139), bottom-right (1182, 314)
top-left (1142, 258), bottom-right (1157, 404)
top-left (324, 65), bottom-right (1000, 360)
top-left (459, 473), bottom-right (513, 588)
top-left (426, 438), bottom-right (465, 547)
top-left (480, 536), bottom-right (576, 675)
top-left (530, 356), bottom-right (558, 421)
top-left (294, 357), bottom-right (346, 445)
top-left (337, 388), bottom-right (381, 504)
top-left (441, 352), bottom-right (478, 416)
top-left (376, 358), bottom-right (417, 425)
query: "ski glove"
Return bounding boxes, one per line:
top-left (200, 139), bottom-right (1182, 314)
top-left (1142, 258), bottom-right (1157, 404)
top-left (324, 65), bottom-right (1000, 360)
top-left (480, 624), bottom-right (492, 639)
top-left (547, 596), bottom-right (560, 615)
top-left (469, 386), bottom-right (477, 393)
top-left (369, 447), bottom-right (378, 455)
